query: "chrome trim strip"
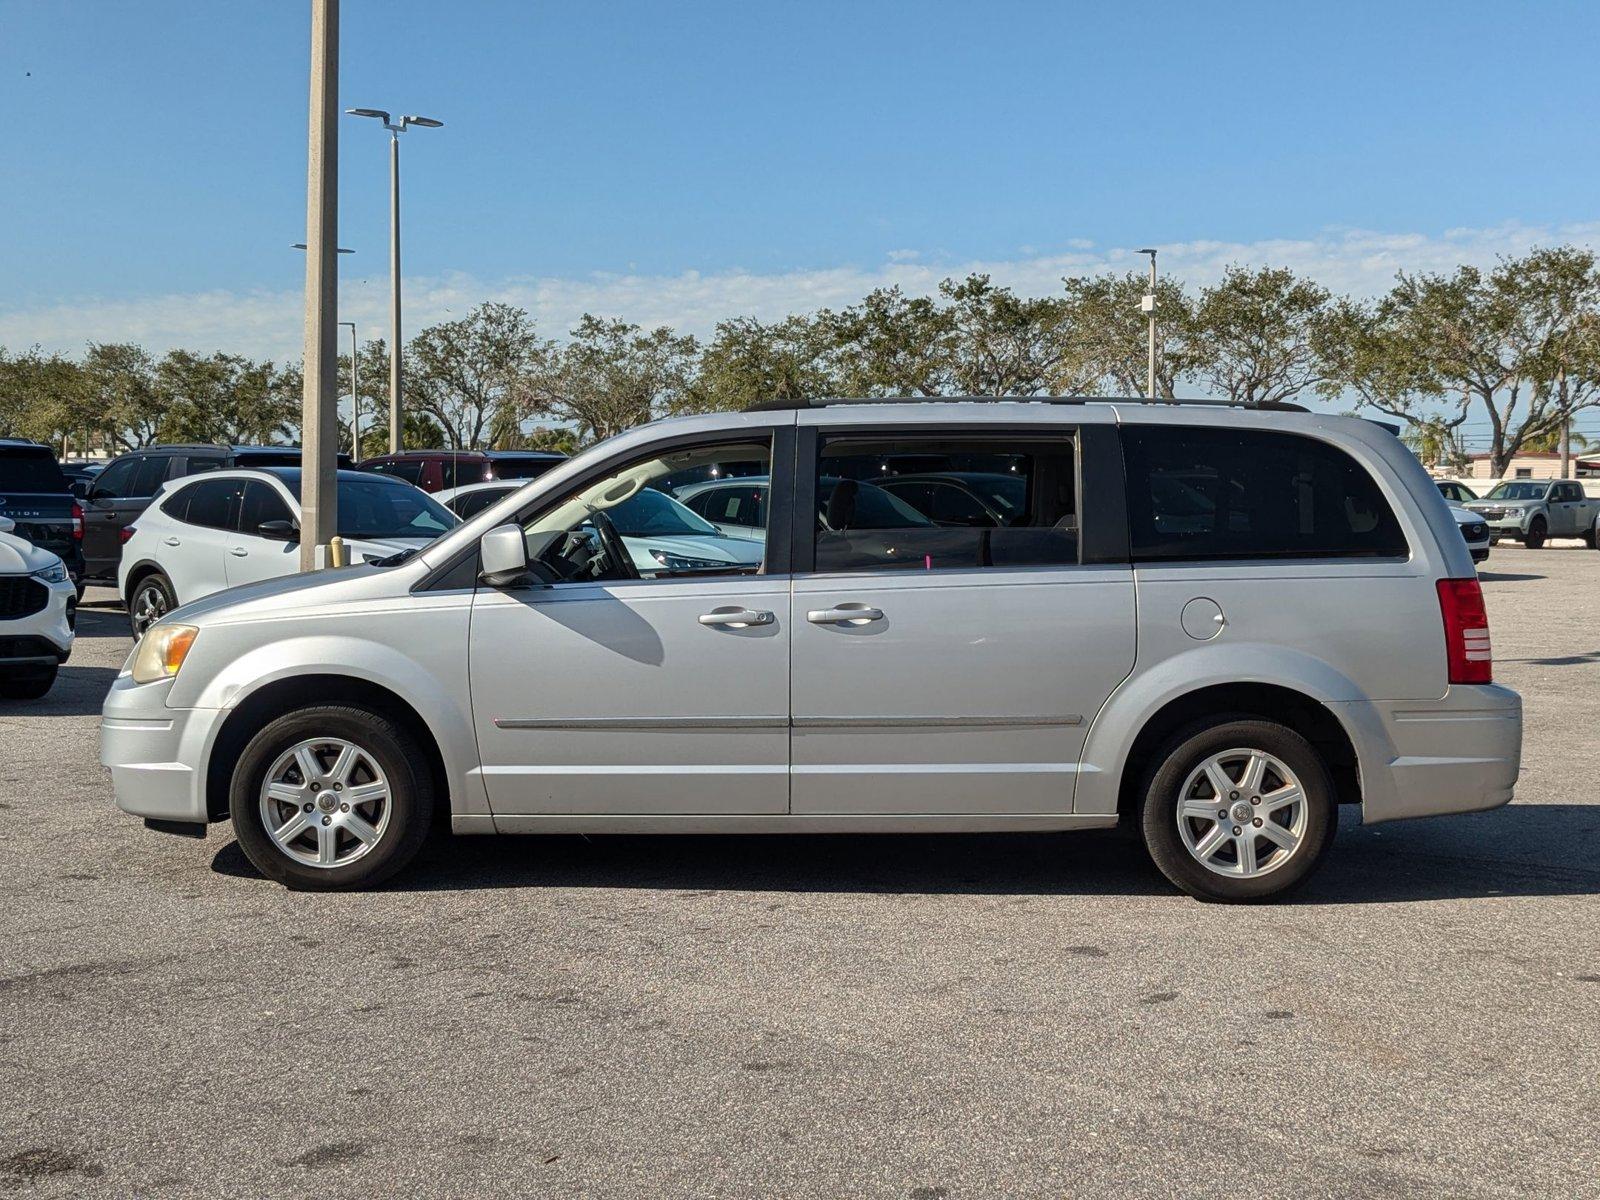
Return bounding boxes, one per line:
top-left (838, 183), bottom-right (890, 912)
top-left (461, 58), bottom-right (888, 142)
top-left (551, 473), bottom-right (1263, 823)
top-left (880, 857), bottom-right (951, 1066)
top-left (495, 714), bottom-right (1082, 731)
top-left (493, 716), bottom-right (787, 731)
top-left (792, 715), bottom-right (1083, 729)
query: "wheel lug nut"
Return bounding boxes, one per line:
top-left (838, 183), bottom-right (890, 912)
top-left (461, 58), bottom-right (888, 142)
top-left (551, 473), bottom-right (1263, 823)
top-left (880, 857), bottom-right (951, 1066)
top-left (320, 815), bottom-right (332, 826)
top-left (1229, 791), bottom-right (1239, 801)
top-left (1253, 817), bottom-right (1263, 827)
top-left (302, 802), bottom-right (314, 813)
top-left (1251, 796), bottom-right (1260, 805)
top-left (340, 803), bottom-right (349, 813)
top-left (333, 783), bottom-right (342, 792)
top-left (310, 783), bottom-right (320, 792)
top-left (1232, 826), bottom-right (1242, 835)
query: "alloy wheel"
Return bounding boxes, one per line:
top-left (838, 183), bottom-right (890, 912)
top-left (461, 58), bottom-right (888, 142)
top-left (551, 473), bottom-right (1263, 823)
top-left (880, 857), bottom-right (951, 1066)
top-left (131, 583), bottom-right (169, 635)
top-left (258, 737), bottom-right (393, 869)
top-left (1175, 748), bottom-right (1309, 878)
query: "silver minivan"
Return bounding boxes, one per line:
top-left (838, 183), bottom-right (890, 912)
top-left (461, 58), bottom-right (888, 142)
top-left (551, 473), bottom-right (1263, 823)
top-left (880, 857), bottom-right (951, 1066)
top-left (102, 398), bottom-right (1522, 901)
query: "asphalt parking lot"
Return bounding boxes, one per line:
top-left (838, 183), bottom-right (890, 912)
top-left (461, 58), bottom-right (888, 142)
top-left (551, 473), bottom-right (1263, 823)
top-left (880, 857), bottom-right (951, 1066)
top-left (1, 546), bottom-right (1597, 1199)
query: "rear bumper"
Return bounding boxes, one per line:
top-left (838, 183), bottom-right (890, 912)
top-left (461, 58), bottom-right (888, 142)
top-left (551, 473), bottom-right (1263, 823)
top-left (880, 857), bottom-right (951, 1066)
top-left (1338, 685), bottom-right (1522, 824)
top-left (100, 675), bottom-right (224, 823)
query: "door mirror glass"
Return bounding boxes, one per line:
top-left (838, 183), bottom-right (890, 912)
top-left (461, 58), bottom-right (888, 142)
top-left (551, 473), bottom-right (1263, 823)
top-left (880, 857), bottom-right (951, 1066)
top-left (257, 519), bottom-right (299, 542)
top-left (480, 522), bottom-right (529, 586)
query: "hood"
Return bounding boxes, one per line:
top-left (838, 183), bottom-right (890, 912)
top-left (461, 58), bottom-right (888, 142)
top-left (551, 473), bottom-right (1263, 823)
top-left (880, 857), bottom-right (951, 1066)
top-left (0, 529), bottom-right (63, 575)
top-left (1469, 498), bottom-right (1531, 510)
top-left (1450, 508), bottom-right (1485, 528)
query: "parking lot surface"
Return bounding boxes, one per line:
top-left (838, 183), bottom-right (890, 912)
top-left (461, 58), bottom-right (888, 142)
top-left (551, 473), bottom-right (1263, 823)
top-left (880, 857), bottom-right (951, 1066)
top-left (1, 546), bottom-right (1597, 1198)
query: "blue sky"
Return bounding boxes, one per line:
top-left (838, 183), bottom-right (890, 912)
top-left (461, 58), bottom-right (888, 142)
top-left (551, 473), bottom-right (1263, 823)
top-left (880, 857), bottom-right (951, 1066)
top-left (3, 0), bottom-right (1599, 367)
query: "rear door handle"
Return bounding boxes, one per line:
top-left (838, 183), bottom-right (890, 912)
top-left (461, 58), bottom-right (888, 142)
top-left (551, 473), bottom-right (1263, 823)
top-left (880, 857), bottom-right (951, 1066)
top-left (698, 607), bottom-right (774, 628)
top-left (229, 546), bottom-right (248, 557)
top-left (806, 605), bottom-right (884, 625)
top-left (162, 536), bottom-right (181, 547)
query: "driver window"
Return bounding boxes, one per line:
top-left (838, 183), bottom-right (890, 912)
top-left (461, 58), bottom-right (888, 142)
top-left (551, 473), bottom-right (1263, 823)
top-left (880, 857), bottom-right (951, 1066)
top-left (520, 440), bottom-right (771, 584)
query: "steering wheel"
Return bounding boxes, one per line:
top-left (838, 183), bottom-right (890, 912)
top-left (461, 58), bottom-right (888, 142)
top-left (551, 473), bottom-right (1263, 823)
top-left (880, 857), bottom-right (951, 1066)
top-left (589, 509), bottom-right (639, 581)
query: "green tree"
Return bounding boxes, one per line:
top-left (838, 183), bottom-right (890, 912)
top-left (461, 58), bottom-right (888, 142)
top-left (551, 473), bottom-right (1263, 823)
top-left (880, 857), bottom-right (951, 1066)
top-left (939, 275), bottom-right (1085, 395)
top-left (1060, 272), bottom-right (1198, 397)
top-left (688, 314), bottom-right (837, 412)
top-left (1191, 265), bottom-right (1336, 405)
top-left (80, 342), bottom-right (165, 452)
top-left (825, 286), bottom-right (952, 396)
top-left (155, 350), bottom-right (298, 445)
top-left (406, 302), bottom-right (550, 449)
top-left (524, 315), bottom-right (698, 443)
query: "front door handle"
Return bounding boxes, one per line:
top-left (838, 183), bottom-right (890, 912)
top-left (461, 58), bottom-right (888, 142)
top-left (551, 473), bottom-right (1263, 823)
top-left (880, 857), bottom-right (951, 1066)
top-left (162, 536), bottom-right (181, 547)
top-left (229, 546), bottom-right (248, 557)
top-left (698, 607), bottom-right (774, 628)
top-left (806, 605), bottom-right (884, 626)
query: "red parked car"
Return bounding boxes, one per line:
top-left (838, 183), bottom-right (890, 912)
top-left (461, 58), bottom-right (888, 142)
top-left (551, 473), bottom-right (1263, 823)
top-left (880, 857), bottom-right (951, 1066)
top-left (354, 449), bottom-right (566, 493)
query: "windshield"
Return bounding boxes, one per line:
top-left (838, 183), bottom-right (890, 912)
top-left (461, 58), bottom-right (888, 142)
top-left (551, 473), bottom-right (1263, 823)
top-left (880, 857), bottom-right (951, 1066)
top-left (0, 450), bottom-right (69, 494)
top-left (281, 476), bottom-right (459, 539)
top-left (604, 487), bottom-right (719, 537)
top-left (1484, 481), bottom-right (1548, 501)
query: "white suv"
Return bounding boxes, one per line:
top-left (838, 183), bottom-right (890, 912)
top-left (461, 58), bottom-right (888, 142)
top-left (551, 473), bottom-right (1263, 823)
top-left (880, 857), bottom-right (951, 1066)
top-left (0, 515), bottom-right (76, 699)
top-left (101, 399), bottom-right (1522, 900)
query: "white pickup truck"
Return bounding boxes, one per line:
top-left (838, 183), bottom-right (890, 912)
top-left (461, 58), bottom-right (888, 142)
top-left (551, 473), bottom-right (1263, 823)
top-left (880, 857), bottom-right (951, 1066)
top-left (1466, 479), bottom-right (1600, 548)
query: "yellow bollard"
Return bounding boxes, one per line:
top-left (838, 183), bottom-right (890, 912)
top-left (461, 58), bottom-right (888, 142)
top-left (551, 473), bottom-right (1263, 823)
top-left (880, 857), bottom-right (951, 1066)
top-left (328, 536), bottom-right (347, 568)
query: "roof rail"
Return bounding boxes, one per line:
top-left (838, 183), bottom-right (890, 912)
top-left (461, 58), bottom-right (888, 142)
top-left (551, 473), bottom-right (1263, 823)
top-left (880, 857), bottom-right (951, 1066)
top-left (743, 394), bottom-right (1308, 414)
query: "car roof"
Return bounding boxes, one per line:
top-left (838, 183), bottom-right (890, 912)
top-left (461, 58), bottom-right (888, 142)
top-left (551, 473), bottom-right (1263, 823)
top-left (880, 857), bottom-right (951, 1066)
top-left (164, 467), bottom-right (402, 488)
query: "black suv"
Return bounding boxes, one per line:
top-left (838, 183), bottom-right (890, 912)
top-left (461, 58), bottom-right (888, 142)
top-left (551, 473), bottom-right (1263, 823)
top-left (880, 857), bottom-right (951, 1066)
top-left (79, 445), bottom-right (352, 583)
top-left (0, 438), bottom-right (84, 588)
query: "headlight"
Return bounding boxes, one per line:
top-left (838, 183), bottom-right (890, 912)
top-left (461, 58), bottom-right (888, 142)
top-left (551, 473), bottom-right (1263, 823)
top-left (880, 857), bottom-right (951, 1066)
top-left (30, 561), bottom-right (68, 584)
top-left (649, 549), bottom-right (724, 571)
top-left (130, 623), bottom-right (199, 684)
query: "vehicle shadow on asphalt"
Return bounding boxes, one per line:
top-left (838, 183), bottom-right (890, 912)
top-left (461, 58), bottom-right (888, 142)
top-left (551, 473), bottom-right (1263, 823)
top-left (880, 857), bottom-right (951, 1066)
top-left (209, 802), bottom-right (1600, 904)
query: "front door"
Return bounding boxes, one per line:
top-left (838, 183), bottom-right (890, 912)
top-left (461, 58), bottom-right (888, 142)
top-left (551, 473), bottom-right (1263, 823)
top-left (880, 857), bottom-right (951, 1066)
top-left (468, 426), bottom-right (793, 817)
top-left (225, 479), bottom-right (301, 587)
top-left (788, 419), bottom-right (1136, 815)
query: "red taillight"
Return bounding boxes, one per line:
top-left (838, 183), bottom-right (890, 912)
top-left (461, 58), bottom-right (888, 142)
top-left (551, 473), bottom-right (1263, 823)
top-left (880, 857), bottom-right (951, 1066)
top-left (70, 502), bottom-right (84, 540)
top-left (120, 524), bottom-right (137, 544)
top-left (1437, 577), bottom-right (1492, 685)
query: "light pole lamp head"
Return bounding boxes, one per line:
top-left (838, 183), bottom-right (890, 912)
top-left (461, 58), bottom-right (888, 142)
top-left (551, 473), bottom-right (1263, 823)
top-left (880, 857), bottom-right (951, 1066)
top-left (347, 107), bottom-right (391, 122)
top-left (402, 115), bottom-right (444, 130)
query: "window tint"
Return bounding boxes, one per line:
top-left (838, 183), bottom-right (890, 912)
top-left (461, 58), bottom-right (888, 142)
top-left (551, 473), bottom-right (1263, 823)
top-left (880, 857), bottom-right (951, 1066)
top-left (91, 455), bottom-right (140, 497)
top-left (814, 436), bottom-right (1078, 573)
top-left (364, 459), bottom-right (426, 485)
top-left (1123, 426), bottom-right (1408, 562)
top-left (182, 479), bottom-right (243, 530)
top-left (126, 455), bottom-right (172, 498)
top-left (438, 457), bottom-right (481, 490)
top-left (451, 487), bottom-right (517, 520)
top-left (239, 480), bottom-right (294, 532)
top-left (182, 456), bottom-right (225, 476)
top-left (0, 448), bottom-right (69, 493)
top-left (489, 457), bottom-right (563, 481)
top-left (688, 484), bottom-right (766, 530)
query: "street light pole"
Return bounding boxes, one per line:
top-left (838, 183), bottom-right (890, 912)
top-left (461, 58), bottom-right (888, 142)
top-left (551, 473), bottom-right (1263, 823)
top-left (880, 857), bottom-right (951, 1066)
top-left (1137, 248), bottom-right (1158, 399)
top-left (299, 0), bottom-right (340, 572)
top-left (346, 107), bottom-right (443, 454)
top-left (340, 320), bottom-right (359, 456)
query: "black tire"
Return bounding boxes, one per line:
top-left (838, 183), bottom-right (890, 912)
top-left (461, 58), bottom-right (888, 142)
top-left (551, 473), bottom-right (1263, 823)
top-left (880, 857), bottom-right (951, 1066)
top-left (0, 667), bottom-right (58, 700)
top-left (1523, 518), bottom-right (1547, 549)
top-left (127, 571), bottom-right (177, 638)
top-left (1584, 526), bottom-right (1597, 550)
top-left (229, 704), bottom-right (436, 891)
top-left (1138, 717), bottom-right (1338, 903)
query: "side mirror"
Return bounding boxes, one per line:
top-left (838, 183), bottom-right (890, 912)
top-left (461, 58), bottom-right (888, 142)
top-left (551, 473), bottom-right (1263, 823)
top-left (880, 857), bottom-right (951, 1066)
top-left (257, 519), bottom-right (300, 542)
top-left (479, 522), bottom-right (529, 586)
top-left (69, 480), bottom-right (91, 500)
top-left (0, 515), bottom-right (14, 534)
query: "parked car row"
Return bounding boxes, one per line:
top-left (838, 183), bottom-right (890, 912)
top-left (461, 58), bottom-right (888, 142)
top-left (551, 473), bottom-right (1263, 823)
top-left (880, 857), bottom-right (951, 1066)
top-left (98, 398), bottom-right (1522, 905)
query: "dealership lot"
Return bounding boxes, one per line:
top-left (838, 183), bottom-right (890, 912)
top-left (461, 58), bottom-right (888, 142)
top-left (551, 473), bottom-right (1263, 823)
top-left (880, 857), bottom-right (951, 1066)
top-left (1, 546), bottom-right (1597, 1198)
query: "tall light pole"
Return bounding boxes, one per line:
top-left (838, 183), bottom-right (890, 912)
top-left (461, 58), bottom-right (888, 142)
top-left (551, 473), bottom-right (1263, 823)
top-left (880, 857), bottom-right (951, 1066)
top-left (339, 320), bottom-right (359, 456)
top-left (1137, 248), bottom-right (1158, 399)
top-left (299, 0), bottom-right (340, 572)
top-left (345, 108), bottom-right (443, 453)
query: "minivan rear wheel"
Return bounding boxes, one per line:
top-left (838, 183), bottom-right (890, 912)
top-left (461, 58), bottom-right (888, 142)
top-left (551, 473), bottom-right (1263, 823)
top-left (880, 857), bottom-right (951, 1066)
top-left (1138, 718), bottom-right (1337, 902)
top-left (229, 704), bottom-right (435, 890)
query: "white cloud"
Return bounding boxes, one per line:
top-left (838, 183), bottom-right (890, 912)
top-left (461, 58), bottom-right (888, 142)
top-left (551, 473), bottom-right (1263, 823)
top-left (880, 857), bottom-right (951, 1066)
top-left (5, 220), bottom-right (1599, 362)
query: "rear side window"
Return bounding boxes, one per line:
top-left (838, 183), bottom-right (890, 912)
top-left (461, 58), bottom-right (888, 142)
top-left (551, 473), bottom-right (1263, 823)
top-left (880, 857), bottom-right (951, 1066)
top-left (438, 457), bottom-right (480, 490)
top-left (1122, 426), bottom-right (1408, 562)
top-left (451, 487), bottom-right (516, 520)
top-left (0, 448), bottom-right (69, 493)
top-left (366, 459), bottom-right (425, 486)
top-left (126, 456), bottom-right (173, 498)
top-left (813, 434), bottom-right (1078, 572)
top-left (490, 457), bottom-right (562, 481)
top-left (181, 479), bottom-right (243, 531)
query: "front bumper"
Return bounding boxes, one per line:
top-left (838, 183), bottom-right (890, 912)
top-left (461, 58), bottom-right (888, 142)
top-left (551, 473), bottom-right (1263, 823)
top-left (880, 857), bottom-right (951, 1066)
top-left (0, 578), bottom-right (75, 669)
top-left (100, 673), bottom-right (225, 823)
top-left (1337, 684), bottom-right (1522, 824)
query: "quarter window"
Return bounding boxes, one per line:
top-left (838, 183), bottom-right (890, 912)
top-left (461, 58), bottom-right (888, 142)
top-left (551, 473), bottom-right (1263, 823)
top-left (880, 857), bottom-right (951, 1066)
top-left (1122, 426), bottom-right (1408, 562)
top-left (812, 435), bottom-right (1078, 573)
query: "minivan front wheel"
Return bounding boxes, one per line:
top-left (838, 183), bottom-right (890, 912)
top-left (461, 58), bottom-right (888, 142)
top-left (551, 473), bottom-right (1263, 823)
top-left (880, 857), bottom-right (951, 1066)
top-left (230, 705), bottom-right (435, 890)
top-left (1139, 718), bottom-right (1337, 902)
